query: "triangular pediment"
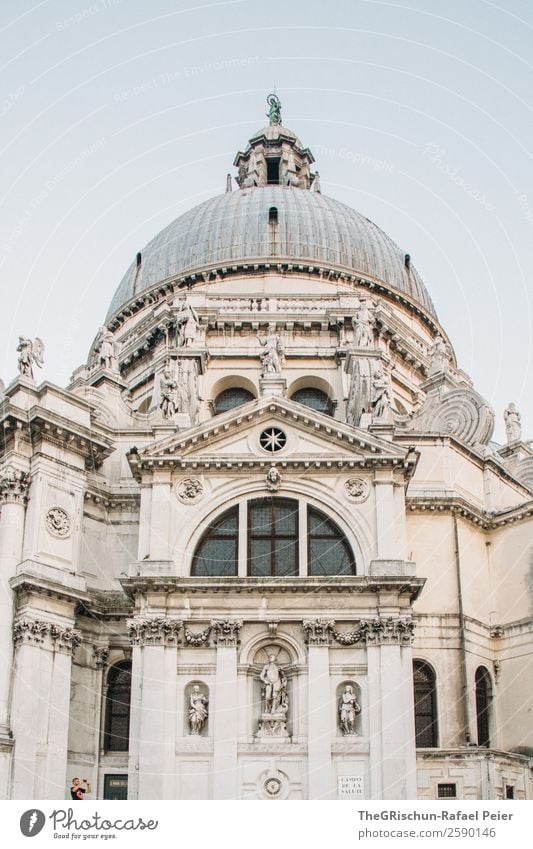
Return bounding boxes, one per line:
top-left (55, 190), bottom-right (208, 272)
top-left (129, 397), bottom-right (410, 471)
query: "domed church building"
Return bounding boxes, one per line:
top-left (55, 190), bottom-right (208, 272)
top-left (0, 96), bottom-right (532, 801)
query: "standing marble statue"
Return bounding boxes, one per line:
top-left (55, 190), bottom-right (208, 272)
top-left (95, 326), bottom-right (117, 371)
top-left (259, 654), bottom-right (288, 715)
top-left (188, 685), bottom-right (209, 735)
top-left (371, 366), bottom-right (392, 419)
top-left (339, 685), bottom-right (361, 736)
top-left (17, 336), bottom-right (44, 380)
top-left (428, 334), bottom-right (450, 376)
top-left (175, 298), bottom-right (200, 348)
top-left (504, 402), bottom-right (522, 443)
top-left (159, 367), bottom-right (178, 419)
top-left (352, 299), bottom-right (375, 347)
top-left (257, 325), bottom-right (284, 375)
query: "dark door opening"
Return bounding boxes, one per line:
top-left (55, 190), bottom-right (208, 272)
top-left (103, 775), bottom-right (128, 800)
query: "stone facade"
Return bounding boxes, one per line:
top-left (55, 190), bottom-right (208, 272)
top-left (0, 98), bottom-right (532, 801)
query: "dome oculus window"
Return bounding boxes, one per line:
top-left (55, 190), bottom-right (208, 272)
top-left (191, 498), bottom-right (356, 577)
top-left (291, 387), bottom-right (333, 416)
top-left (214, 387), bottom-right (254, 415)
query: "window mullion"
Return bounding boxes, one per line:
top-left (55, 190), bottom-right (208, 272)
top-left (238, 501), bottom-right (247, 577)
top-left (298, 501), bottom-right (307, 576)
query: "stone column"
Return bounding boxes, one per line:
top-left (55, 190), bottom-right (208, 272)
top-left (374, 471), bottom-right (399, 559)
top-left (10, 618), bottom-right (81, 799)
top-left (366, 618), bottom-right (417, 799)
top-left (303, 619), bottom-right (334, 800)
top-left (211, 619), bottom-right (242, 800)
top-left (149, 471), bottom-right (172, 560)
top-left (0, 466), bottom-right (30, 798)
top-left (127, 617), bottom-right (181, 800)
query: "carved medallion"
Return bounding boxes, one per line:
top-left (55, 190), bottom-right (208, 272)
top-left (45, 507), bottom-right (72, 538)
top-left (175, 477), bottom-right (204, 503)
top-left (344, 478), bottom-right (370, 502)
top-left (258, 769), bottom-right (289, 800)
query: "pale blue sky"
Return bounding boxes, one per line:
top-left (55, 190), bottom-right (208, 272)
top-left (1, 0), bottom-right (532, 441)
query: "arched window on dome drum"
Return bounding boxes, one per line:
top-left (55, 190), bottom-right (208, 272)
top-left (307, 507), bottom-right (355, 575)
top-left (475, 666), bottom-right (492, 747)
top-left (214, 387), bottom-right (255, 415)
top-left (248, 498), bottom-right (299, 576)
top-left (413, 661), bottom-right (438, 748)
top-left (191, 506), bottom-right (239, 576)
top-left (104, 661), bottom-right (132, 752)
top-left (291, 387), bottom-right (333, 416)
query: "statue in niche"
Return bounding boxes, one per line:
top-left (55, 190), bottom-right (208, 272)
top-left (259, 654), bottom-right (288, 715)
top-left (427, 334), bottom-right (451, 376)
top-left (159, 367), bottom-right (178, 419)
top-left (504, 402), bottom-right (522, 443)
top-left (257, 325), bottom-right (284, 376)
top-left (94, 326), bottom-right (117, 371)
top-left (188, 685), bottom-right (209, 735)
top-left (339, 685), bottom-right (361, 736)
top-left (17, 336), bottom-right (44, 380)
top-left (371, 366), bottom-right (392, 419)
top-left (352, 299), bottom-right (375, 347)
top-left (175, 297), bottom-right (200, 348)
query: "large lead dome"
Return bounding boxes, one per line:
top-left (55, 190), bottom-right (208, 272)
top-left (106, 98), bottom-right (436, 321)
top-left (106, 187), bottom-right (436, 320)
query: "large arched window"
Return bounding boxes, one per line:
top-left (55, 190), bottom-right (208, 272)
top-left (192, 506), bottom-right (238, 576)
top-left (191, 498), bottom-right (356, 577)
top-left (308, 507), bottom-right (355, 575)
top-left (104, 661), bottom-right (132, 752)
top-left (413, 661), bottom-right (438, 748)
top-left (475, 666), bottom-right (492, 747)
top-left (291, 387), bottom-right (333, 416)
top-left (248, 498), bottom-right (299, 576)
top-left (214, 387), bottom-right (255, 414)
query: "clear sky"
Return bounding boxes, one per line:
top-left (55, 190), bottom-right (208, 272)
top-left (1, 0), bottom-right (532, 442)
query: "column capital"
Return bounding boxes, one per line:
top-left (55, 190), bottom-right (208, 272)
top-left (210, 619), bottom-right (242, 647)
top-left (365, 617), bottom-right (415, 646)
top-left (302, 618), bottom-right (335, 646)
top-left (127, 616), bottom-right (182, 646)
top-left (13, 617), bottom-right (81, 655)
top-left (0, 465), bottom-right (30, 505)
top-left (92, 645), bottom-right (110, 668)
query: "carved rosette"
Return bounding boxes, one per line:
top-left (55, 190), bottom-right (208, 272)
top-left (45, 506), bottom-right (72, 538)
top-left (0, 465), bottom-right (30, 505)
top-left (344, 478), bottom-right (370, 502)
top-left (13, 618), bottom-right (82, 655)
top-left (210, 619), bottom-right (243, 647)
top-left (127, 617), bottom-right (182, 646)
top-left (302, 619), bottom-right (335, 646)
top-left (175, 477), bottom-right (204, 504)
top-left (93, 646), bottom-right (110, 668)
